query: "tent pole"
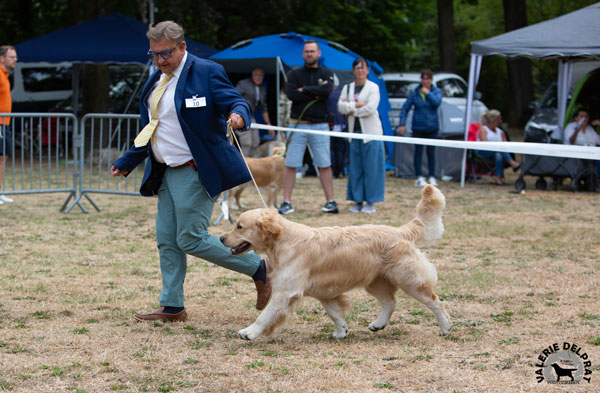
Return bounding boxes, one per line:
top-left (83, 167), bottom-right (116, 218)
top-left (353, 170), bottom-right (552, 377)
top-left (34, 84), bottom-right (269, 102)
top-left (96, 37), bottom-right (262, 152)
top-left (276, 57), bottom-right (280, 128)
top-left (460, 54), bottom-right (481, 188)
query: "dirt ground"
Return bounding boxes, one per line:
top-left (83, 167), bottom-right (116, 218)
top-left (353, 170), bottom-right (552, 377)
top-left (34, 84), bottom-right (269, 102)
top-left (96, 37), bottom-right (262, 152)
top-left (1, 171), bottom-right (599, 392)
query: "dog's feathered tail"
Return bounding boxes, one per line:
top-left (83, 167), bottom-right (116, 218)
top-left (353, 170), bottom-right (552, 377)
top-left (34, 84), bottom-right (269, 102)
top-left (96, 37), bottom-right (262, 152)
top-left (415, 185), bottom-right (446, 246)
top-left (394, 185), bottom-right (445, 247)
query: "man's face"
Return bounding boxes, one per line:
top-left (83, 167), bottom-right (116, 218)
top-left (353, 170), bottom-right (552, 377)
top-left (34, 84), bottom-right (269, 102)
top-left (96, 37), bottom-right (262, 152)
top-left (0, 49), bottom-right (17, 71)
top-left (149, 38), bottom-right (186, 75)
top-left (251, 69), bottom-right (264, 86)
top-left (302, 43), bottom-right (321, 67)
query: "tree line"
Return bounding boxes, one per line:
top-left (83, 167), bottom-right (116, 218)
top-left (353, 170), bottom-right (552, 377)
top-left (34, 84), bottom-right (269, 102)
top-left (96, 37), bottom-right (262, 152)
top-left (0, 0), bottom-right (595, 127)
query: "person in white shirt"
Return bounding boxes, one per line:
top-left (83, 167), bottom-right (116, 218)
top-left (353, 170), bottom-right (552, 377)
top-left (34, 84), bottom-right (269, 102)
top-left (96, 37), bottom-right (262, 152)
top-left (475, 110), bottom-right (520, 185)
top-left (563, 108), bottom-right (600, 146)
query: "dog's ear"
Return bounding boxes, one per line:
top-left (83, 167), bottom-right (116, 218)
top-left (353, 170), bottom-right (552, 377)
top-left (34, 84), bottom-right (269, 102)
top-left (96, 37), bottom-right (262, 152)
top-left (258, 212), bottom-right (283, 249)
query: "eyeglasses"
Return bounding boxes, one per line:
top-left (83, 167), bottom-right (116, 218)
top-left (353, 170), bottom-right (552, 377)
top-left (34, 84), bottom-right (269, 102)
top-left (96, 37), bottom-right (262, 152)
top-left (147, 46), bottom-right (178, 60)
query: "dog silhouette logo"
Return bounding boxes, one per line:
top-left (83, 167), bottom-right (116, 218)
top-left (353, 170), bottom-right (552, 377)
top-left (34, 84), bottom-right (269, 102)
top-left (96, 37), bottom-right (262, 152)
top-left (535, 342), bottom-right (593, 384)
top-left (550, 362), bottom-right (578, 382)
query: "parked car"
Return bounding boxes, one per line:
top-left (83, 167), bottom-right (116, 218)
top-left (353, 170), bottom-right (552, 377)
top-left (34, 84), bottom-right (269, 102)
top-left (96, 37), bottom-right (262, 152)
top-left (381, 72), bottom-right (489, 136)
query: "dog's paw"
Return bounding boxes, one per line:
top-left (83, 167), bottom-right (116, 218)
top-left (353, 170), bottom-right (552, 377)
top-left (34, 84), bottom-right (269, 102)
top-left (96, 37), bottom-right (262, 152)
top-left (368, 322), bottom-right (386, 332)
top-left (440, 324), bottom-right (452, 336)
top-left (333, 324), bottom-right (348, 339)
top-left (238, 325), bottom-right (261, 341)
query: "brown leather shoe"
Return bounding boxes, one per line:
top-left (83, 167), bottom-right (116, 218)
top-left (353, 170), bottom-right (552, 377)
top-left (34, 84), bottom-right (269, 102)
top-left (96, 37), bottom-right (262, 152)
top-left (134, 307), bottom-right (188, 322)
top-left (254, 258), bottom-right (272, 310)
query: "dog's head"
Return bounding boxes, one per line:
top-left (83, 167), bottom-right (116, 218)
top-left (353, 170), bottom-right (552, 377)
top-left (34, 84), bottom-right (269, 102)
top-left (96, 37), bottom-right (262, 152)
top-left (220, 208), bottom-right (283, 255)
top-left (271, 146), bottom-right (286, 156)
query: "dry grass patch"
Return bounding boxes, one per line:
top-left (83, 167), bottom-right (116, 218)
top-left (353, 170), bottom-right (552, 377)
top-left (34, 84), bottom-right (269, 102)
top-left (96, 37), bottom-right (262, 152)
top-left (1, 172), bottom-right (599, 392)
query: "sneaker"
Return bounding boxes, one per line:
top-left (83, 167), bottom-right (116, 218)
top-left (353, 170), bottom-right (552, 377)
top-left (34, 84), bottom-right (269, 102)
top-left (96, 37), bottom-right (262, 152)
top-left (0, 199), bottom-right (3, 205)
top-left (349, 203), bottom-right (362, 213)
top-left (322, 200), bottom-right (339, 214)
top-left (278, 201), bottom-right (294, 215)
top-left (0, 195), bottom-right (13, 203)
top-left (428, 177), bottom-right (438, 187)
top-left (415, 176), bottom-right (428, 187)
top-left (361, 203), bottom-right (376, 214)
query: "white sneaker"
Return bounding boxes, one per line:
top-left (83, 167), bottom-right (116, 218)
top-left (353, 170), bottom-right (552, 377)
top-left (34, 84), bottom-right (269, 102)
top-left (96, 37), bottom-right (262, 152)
top-left (361, 203), bottom-right (376, 214)
top-left (349, 203), bottom-right (362, 213)
top-left (0, 199), bottom-right (3, 205)
top-left (415, 176), bottom-right (428, 187)
top-left (428, 177), bottom-right (438, 187)
top-left (0, 195), bottom-right (13, 203)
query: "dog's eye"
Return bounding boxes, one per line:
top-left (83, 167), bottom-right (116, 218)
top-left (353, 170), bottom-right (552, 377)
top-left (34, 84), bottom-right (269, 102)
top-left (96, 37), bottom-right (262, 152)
top-left (237, 224), bottom-right (243, 230)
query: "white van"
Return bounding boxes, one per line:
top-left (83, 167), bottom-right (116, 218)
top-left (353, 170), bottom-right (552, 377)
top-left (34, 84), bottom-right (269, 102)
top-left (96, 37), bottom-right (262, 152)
top-left (10, 62), bottom-right (73, 112)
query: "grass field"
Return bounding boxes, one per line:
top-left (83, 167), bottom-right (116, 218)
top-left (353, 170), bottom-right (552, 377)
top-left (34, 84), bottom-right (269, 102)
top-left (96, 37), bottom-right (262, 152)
top-left (1, 171), bottom-right (599, 392)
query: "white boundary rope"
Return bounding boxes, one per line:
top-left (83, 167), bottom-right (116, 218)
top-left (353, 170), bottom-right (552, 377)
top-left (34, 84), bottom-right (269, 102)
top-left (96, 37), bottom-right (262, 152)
top-left (227, 119), bottom-right (268, 208)
top-left (252, 123), bottom-right (600, 161)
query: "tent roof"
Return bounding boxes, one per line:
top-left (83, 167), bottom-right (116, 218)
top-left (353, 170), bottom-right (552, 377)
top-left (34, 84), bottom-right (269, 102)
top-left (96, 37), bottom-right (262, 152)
top-left (471, 2), bottom-right (600, 59)
top-left (210, 32), bottom-right (383, 74)
top-left (15, 13), bottom-right (217, 63)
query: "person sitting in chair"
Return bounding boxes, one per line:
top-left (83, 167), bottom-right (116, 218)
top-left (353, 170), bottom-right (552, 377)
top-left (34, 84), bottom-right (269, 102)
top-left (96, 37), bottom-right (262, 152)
top-left (475, 110), bottom-right (520, 185)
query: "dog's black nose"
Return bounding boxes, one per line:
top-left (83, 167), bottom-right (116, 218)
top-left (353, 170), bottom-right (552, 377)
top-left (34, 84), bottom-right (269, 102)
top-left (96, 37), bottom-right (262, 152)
top-left (219, 235), bottom-right (226, 244)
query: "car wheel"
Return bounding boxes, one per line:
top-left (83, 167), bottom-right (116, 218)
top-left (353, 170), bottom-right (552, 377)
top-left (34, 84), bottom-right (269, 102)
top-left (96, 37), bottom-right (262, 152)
top-left (515, 178), bottom-right (526, 191)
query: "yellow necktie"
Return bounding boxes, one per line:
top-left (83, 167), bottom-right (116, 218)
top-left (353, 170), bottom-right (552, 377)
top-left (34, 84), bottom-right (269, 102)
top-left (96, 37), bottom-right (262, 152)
top-left (134, 72), bottom-right (173, 147)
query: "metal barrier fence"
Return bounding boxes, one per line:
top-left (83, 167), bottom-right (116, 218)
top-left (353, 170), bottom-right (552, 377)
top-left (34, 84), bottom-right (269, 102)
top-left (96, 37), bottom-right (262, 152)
top-left (74, 113), bottom-right (144, 213)
top-left (0, 112), bottom-right (79, 211)
top-left (0, 112), bottom-right (147, 213)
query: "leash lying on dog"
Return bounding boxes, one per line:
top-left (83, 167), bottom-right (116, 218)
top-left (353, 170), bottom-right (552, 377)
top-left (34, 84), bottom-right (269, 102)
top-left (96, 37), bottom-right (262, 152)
top-left (227, 118), bottom-right (268, 209)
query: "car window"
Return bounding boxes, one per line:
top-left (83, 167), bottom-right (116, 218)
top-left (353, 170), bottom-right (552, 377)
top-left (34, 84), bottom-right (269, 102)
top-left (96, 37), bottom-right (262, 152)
top-left (21, 66), bottom-right (72, 92)
top-left (540, 83), bottom-right (558, 108)
top-left (436, 78), bottom-right (466, 98)
top-left (385, 81), bottom-right (419, 98)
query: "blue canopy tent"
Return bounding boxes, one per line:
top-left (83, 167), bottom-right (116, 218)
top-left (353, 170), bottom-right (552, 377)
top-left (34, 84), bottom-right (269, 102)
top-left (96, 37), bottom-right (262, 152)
top-left (15, 13), bottom-right (216, 63)
top-left (210, 32), bottom-right (394, 168)
top-left (14, 13), bottom-right (217, 113)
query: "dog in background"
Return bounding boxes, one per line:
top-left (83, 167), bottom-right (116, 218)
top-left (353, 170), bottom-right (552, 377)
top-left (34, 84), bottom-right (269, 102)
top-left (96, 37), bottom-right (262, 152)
top-left (220, 185), bottom-right (451, 340)
top-left (230, 146), bottom-right (285, 210)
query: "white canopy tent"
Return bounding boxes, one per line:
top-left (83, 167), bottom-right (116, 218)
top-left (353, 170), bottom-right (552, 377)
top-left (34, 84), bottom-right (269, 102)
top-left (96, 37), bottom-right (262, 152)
top-left (460, 2), bottom-right (600, 187)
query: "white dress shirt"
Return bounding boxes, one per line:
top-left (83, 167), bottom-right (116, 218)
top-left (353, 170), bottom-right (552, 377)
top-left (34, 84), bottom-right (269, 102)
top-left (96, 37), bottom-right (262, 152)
top-left (150, 51), bottom-right (194, 166)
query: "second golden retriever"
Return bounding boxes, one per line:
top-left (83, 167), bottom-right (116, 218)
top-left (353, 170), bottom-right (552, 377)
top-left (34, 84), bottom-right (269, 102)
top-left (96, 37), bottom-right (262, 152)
top-left (220, 185), bottom-right (451, 340)
top-left (230, 147), bottom-right (285, 209)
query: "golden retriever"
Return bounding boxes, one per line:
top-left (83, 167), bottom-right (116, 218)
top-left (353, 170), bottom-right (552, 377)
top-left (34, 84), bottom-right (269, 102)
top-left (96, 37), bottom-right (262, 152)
top-left (220, 185), bottom-right (451, 340)
top-left (230, 146), bottom-right (286, 210)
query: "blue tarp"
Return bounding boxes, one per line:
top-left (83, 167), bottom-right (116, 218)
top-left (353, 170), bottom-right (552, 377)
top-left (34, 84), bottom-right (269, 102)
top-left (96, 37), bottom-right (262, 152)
top-left (210, 32), bottom-right (394, 166)
top-left (15, 13), bottom-right (217, 63)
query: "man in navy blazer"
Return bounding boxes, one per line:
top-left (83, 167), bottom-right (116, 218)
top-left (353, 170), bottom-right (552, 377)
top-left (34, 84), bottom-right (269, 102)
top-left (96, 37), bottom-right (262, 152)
top-left (111, 21), bottom-right (271, 322)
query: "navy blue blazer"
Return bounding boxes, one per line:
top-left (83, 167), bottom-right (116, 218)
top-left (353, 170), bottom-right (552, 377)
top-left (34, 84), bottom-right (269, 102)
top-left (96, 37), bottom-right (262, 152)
top-left (113, 53), bottom-right (252, 198)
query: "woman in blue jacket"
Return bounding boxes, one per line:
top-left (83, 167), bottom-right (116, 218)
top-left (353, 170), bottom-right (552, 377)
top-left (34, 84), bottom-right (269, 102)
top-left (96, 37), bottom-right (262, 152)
top-left (397, 69), bottom-right (442, 187)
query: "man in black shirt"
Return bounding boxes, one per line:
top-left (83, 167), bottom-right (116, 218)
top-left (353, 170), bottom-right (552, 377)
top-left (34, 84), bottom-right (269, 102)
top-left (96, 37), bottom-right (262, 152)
top-left (278, 40), bottom-right (338, 214)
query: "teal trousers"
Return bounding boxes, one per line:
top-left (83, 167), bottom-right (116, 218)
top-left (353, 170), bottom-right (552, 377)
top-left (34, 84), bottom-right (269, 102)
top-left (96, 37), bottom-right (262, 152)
top-left (156, 166), bottom-right (261, 307)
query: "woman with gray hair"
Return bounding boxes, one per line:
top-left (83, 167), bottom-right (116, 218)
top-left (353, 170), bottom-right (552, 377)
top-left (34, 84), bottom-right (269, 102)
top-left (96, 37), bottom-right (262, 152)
top-left (476, 109), bottom-right (521, 185)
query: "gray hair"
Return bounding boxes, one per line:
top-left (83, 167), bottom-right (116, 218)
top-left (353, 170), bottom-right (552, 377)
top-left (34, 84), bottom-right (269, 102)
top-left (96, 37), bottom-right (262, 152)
top-left (481, 109), bottom-right (501, 126)
top-left (147, 21), bottom-right (185, 43)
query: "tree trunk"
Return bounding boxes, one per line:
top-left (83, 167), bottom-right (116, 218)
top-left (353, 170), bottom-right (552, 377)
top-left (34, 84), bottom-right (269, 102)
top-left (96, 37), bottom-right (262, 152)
top-left (503, 0), bottom-right (533, 127)
top-left (437, 0), bottom-right (457, 73)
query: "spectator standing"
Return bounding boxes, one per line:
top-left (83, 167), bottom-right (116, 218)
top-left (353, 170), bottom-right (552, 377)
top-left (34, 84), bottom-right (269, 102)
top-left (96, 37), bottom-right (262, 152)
top-left (278, 40), bottom-right (337, 214)
top-left (337, 58), bottom-right (385, 213)
top-left (397, 69), bottom-right (442, 187)
top-left (0, 45), bottom-right (17, 204)
top-left (235, 67), bottom-right (273, 157)
top-left (110, 21), bottom-right (271, 323)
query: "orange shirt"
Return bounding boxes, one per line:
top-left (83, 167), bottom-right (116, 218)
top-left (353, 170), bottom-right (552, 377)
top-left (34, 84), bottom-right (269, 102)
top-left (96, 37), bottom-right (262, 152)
top-left (0, 67), bottom-right (12, 125)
